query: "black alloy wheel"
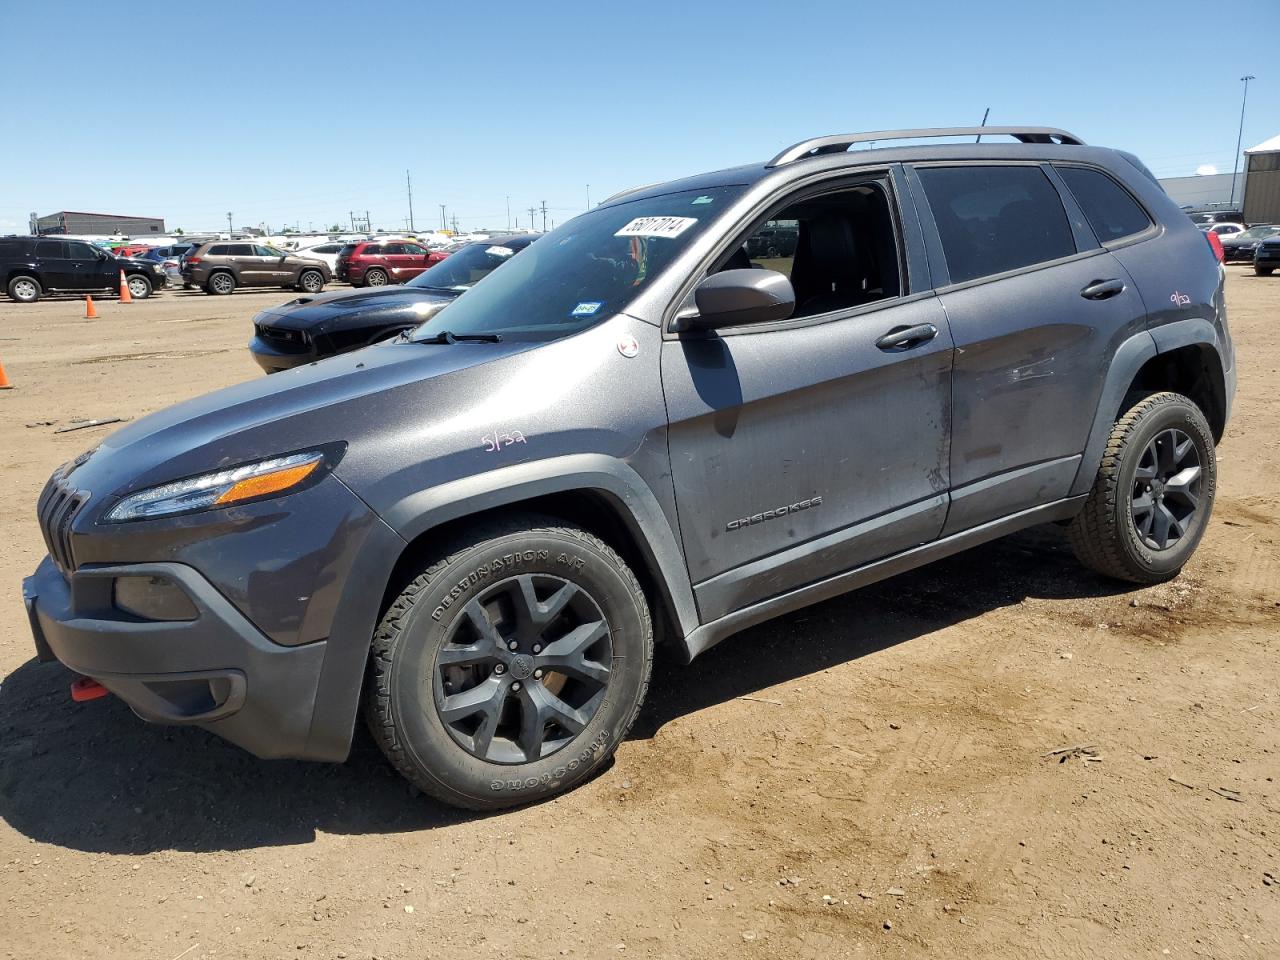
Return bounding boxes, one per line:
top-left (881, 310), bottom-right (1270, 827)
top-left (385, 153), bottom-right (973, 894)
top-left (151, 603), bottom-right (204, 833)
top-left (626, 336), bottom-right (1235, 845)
top-left (434, 574), bottom-right (613, 764)
top-left (1130, 428), bottom-right (1202, 551)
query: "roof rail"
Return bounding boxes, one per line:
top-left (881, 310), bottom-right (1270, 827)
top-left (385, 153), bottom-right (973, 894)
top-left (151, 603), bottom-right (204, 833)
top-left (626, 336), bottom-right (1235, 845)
top-left (766, 126), bottom-right (1085, 167)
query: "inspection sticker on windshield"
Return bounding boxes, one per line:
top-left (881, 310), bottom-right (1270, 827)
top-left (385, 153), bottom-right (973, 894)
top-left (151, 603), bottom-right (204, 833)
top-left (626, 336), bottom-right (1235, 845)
top-left (484, 245), bottom-right (514, 258)
top-left (571, 301), bottom-right (603, 317)
top-left (614, 216), bottom-right (697, 239)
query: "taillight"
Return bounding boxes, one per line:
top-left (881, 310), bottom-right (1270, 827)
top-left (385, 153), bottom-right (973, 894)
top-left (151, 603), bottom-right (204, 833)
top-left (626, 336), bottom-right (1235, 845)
top-left (1205, 231), bottom-right (1224, 263)
top-left (186, 257), bottom-right (202, 266)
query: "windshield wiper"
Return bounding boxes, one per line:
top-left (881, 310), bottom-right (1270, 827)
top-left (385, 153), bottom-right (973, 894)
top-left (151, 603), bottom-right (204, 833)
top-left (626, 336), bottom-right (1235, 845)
top-left (415, 330), bottom-right (502, 344)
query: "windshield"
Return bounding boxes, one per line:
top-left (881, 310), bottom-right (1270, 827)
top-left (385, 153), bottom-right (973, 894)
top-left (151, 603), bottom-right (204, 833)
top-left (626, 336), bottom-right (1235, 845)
top-left (1237, 225), bottom-right (1280, 240)
top-left (408, 186), bottom-right (743, 342)
top-left (407, 242), bottom-right (524, 292)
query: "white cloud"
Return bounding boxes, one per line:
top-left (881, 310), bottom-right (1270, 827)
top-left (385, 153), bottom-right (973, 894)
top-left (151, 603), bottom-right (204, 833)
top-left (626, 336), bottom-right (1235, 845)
top-left (1195, 164), bottom-right (1219, 176)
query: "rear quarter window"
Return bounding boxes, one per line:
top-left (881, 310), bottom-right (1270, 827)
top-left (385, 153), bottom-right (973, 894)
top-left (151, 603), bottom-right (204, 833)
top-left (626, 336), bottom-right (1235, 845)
top-left (208, 245), bottom-right (231, 255)
top-left (917, 165), bottom-right (1077, 284)
top-left (1056, 166), bottom-right (1152, 244)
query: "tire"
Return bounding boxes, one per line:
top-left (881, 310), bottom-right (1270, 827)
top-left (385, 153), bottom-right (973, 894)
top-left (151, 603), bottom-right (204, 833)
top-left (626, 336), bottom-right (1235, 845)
top-left (124, 273), bottom-right (152, 300)
top-left (1256, 265), bottom-right (1274, 277)
top-left (363, 268), bottom-right (388, 287)
top-left (365, 515), bottom-right (653, 810)
top-left (206, 271), bottom-right (235, 295)
top-left (7, 275), bottom-right (41, 303)
top-left (298, 269), bottom-right (324, 293)
top-left (1067, 391), bottom-right (1216, 584)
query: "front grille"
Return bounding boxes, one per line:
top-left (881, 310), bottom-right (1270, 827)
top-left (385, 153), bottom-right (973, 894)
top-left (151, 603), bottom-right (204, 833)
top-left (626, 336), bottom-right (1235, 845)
top-left (37, 470), bottom-right (88, 576)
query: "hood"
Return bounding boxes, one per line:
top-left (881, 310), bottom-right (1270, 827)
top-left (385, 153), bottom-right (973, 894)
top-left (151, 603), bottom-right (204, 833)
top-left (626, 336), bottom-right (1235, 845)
top-left (65, 337), bottom-right (531, 507)
top-left (256, 285), bottom-right (460, 334)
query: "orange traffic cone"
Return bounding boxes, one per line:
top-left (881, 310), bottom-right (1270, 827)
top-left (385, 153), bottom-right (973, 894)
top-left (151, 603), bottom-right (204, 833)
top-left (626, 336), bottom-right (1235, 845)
top-left (118, 270), bottom-right (132, 304)
top-left (0, 359), bottom-right (13, 389)
top-left (85, 295), bottom-right (98, 319)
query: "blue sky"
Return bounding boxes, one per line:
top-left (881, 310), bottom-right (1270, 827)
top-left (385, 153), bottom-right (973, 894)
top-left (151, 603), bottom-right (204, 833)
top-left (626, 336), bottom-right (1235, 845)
top-left (2, 0), bottom-right (1275, 234)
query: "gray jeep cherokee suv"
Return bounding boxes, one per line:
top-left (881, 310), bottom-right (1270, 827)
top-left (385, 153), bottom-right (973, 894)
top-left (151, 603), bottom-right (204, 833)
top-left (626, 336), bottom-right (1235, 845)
top-left (25, 126), bottom-right (1235, 810)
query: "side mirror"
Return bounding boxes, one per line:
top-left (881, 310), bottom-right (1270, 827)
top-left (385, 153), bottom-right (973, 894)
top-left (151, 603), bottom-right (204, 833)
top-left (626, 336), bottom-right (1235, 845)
top-left (680, 268), bottom-right (795, 332)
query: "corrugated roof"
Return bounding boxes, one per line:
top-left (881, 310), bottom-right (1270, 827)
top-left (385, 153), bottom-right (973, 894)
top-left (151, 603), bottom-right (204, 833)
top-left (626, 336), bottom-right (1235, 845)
top-left (1245, 134), bottom-right (1280, 154)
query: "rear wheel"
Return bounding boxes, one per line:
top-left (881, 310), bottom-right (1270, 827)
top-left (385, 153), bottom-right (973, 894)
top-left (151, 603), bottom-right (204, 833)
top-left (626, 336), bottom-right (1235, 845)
top-left (125, 273), bottom-right (152, 299)
top-left (365, 515), bottom-right (653, 810)
top-left (1068, 391), bottom-right (1216, 583)
top-left (298, 269), bottom-right (324, 293)
top-left (8, 275), bottom-right (41, 303)
top-left (363, 268), bottom-right (388, 287)
top-left (206, 271), bottom-right (235, 295)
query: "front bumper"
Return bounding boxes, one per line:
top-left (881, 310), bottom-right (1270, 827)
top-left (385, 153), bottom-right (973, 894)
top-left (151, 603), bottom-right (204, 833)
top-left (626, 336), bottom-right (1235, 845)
top-left (24, 557), bottom-right (327, 759)
top-left (248, 334), bottom-right (318, 373)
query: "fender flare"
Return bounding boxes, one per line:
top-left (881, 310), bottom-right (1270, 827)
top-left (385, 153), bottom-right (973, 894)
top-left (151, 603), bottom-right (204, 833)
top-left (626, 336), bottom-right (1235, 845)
top-left (1068, 319), bottom-right (1226, 498)
top-left (384, 453), bottom-right (699, 636)
top-left (301, 454), bottom-right (699, 760)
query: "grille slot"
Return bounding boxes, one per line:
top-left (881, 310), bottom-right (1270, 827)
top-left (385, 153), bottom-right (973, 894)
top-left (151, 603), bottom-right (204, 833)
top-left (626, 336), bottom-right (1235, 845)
top-left (37, 473), bottom-right (87, 575)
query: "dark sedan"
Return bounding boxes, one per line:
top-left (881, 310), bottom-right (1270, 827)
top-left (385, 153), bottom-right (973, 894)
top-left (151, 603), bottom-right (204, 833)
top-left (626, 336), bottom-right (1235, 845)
top-left (248, 234), bottom-right (539, 372)
top-left (1255, 236), bottom-right (1280, 277)
top-left (1221, 224), bottom-right (1280, 263)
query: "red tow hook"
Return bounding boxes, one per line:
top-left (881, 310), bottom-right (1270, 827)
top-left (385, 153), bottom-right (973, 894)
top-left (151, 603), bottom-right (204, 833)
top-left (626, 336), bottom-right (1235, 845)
top-left (70, 677), bottom-right (110, 702)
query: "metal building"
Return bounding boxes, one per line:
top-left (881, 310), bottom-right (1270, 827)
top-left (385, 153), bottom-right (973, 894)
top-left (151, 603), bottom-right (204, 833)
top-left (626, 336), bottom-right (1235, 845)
top-left (1156, 173), bottom-right (1234, 210)
top-left (34, 210), bottom-right (166, 236)
top-left (1242, 134), bottom-right (1280, 225)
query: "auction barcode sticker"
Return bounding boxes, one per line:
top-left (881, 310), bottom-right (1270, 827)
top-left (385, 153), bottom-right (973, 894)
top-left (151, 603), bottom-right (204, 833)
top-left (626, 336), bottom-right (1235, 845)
top-left (614, 216), bottom-right (698, 239)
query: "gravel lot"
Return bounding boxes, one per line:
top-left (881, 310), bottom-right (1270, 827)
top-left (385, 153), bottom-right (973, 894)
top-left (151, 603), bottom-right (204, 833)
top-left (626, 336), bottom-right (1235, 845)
top-left (1, 271), bottom-right (1277, 959)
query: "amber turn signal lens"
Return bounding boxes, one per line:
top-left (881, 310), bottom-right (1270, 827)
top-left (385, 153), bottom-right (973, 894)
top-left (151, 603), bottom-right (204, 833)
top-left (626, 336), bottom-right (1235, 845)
top-left (213, 460), bottom-right (320, 506)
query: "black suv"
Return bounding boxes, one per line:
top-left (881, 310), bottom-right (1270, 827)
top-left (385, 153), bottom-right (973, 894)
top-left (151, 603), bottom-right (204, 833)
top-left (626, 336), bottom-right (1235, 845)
top-left (1, 236), bottom-right (166, 302)
top-left (25, 126), bottom-right (1234, 811)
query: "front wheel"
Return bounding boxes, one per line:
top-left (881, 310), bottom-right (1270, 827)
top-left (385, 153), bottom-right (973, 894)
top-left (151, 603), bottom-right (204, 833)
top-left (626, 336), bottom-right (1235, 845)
top-left (124, 273), bottom-right (152, 299)
top-left (298, 269), bottom-right (324, 293)
top-left (1067, 392), bottom-right (1216, 584)
top-left (365, 516), bottom-right (653, 810)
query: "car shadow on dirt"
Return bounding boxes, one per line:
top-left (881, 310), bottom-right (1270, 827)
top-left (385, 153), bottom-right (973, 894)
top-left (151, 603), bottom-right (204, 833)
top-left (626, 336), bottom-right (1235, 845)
top-left (0, 525), bottom-right (1131, 855)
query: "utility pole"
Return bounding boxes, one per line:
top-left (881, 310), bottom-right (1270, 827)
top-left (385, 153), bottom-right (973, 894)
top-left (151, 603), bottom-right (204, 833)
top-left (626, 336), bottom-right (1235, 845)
top-left (451, 214), bottom-right (460, 233)
top-left (586, 184), bottom-right (591, 210)
top-left (349, 211), bottom-right (355, 232)
top-left (540, 200), bottom-right (548, 232)
top-left (1231, 75), bottom-right (1256, 208)
top-left (439, 204), bottom-right (446, 231)
top-left (527, 206), bottom-right (537, 232)
top-left (365, 211), bottom-right (371, 235)
top-left (406, 169), bottom-right (415, 231)
top-left (506, 195), bottom-right (511, 231)
top-left (226, 211), bottom-right (233, 236)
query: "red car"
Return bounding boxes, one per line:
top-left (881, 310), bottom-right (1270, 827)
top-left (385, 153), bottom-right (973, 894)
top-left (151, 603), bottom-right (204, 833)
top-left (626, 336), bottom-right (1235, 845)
top-left (113, 244), bottom-right (153, 258)
top-left (335, 239), bottom-right (436, 287)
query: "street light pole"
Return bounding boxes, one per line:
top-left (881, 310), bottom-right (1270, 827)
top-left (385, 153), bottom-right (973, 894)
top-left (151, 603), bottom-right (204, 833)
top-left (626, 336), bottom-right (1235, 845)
top-left (1230, 75), bottom-right (1255, 208)
top-left (586, 184), bottom-right (591, 210)
top-left (226, 211), bottom-right (233, 236)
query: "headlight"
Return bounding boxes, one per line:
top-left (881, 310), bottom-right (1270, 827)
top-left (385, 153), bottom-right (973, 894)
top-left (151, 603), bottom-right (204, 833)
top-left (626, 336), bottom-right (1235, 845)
top-left (105, 449), bottom-right (333, 522)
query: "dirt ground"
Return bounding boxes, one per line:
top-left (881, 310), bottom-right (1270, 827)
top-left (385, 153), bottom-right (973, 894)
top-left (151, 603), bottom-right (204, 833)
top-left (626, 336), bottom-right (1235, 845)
top-left (0, 273), bottom-right (1277, 960)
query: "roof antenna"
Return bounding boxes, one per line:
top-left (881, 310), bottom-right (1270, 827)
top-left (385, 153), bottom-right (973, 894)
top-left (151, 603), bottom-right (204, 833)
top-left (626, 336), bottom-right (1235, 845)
top-left (975, 107), bottom-right (990, 143)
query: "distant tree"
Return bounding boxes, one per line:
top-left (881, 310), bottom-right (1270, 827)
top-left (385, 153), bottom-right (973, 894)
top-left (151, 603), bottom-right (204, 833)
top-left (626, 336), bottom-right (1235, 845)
top-left (328, 223), bottom-right (341, 232)
top-left (174, 227), bottom-right (184, 235)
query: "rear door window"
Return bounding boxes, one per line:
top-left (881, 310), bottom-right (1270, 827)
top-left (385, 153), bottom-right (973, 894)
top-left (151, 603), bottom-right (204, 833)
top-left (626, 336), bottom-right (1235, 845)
top-left (35, 240), bottom-right (68, 259)
top-left (916, 165), bottom-right (1077, 283)
top-left (1056, 166), bottom-right (1151, 243)
top-left (208, 245), bottom-right (231, 255)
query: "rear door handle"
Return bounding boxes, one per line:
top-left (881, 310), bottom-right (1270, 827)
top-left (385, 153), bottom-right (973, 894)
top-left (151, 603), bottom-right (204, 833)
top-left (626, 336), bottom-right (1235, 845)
top-left (875, 323), bottom-right (938, 351)
top-left (1080, 278), bottom-right (1125, 300)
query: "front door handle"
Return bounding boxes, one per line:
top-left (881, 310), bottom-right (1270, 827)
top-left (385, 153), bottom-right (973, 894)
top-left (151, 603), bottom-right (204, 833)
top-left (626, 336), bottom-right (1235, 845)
top-left (876, 322), bottom-right (938, 351)
top-left (1080, 278), bottom-right (1125, 300)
